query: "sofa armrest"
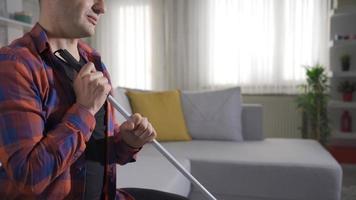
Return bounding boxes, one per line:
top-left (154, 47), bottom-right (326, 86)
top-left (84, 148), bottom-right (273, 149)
top-left (241, 104), bottom-right (264, 141)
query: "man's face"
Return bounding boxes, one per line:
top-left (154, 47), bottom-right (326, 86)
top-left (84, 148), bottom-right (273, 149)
top-left (52, 0), bottom-right (106, 38)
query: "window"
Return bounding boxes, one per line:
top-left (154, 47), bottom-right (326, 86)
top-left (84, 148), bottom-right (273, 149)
top-left (96, 0), bottom-right (329, 94)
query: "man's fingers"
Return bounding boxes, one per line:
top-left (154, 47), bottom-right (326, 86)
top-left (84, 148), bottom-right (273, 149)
top-left (130, 113), bottom-right (143, 128)
top-left (139, 123), bottom-right (154, 139)
top-left (91, 76), bottom-right (109, 88)
top-left (78, 62), bottom-right (96, 78)
top-left (121, 121), bottom-right (135, 131)
top-left (128, 115), bottom-right (154, 139)
top-left (87, 71), bottom-right (104, 81)
top-left (82, 74), bottom-right (110, 97)
top-left (136, 117), bottom-right (148, 132)
top-left (120, 118), bottom-right (157, 148)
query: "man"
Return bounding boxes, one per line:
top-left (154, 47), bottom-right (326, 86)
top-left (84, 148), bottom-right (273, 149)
top-left (0, 0), bottom-right (188, 199)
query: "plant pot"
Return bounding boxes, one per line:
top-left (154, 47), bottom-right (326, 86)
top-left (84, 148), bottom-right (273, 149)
top-left (343, 92), bottom-right (353, 102)
top-left (341, 111), bottom-right (352, 132)
top-left (342, 59), bottom-right (351, 71)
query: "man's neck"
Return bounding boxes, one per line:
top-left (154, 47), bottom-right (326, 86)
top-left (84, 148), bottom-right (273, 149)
top-left (38, 20), bottom-right (81, 61)
top-left (48, 38), bottom-right (80, 61)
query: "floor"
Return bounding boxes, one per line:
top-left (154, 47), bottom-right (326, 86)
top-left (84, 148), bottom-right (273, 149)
top-left (342, 164), bottom-right (356, 200)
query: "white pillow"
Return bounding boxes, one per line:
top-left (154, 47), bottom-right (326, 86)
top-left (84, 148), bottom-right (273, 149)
top-left (180, 87), bottom-right (243, 141)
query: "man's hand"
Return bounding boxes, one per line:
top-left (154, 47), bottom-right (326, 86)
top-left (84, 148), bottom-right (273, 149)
top-left (119, 113), bottom-right (157, 149)
top-left (73, 62), bottom-right (111, 115)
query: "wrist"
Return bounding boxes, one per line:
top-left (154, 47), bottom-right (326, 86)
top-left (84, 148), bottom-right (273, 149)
top-left (121, 139), bottom-right (142, 150)
top-left (76, 103), bottom-right (96, 116)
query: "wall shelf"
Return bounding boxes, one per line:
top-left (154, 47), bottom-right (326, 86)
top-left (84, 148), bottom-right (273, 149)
top-left (331, 5), bottom-right (356, 15)
top-left (329, 40), bottom-right (356, 48)
top-left (0, 16), bottom-right (33, 30)
top-left (330, 9), bottom-right (356, 17)
top-left (327, 0), bottom-right (356, 160)
top-left (329, 100), bottom-right (356, 109)
top-left (331, 131), bottom-right (356, 139)
top-left (331, 71), bottom-right (356, 77)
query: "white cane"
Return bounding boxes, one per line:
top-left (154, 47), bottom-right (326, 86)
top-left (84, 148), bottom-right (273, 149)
top-left (108, 96), bottom-right (217, 200)
top-left (56, 49), bottom-right (217, 200)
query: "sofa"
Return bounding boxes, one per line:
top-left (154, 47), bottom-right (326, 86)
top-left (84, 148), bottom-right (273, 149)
top-left (113, 87), bottom-right (342, 200)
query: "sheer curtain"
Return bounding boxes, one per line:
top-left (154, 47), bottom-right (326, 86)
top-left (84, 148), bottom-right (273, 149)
top-left (205, 0), bottom-right (329, 93)
top-left (94, 0), bottom-right (153, 90)
top-left (94, 0), bottom-right (329, 94)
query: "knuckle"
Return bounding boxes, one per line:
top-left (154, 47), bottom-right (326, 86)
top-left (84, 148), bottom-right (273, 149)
top-left (100, 77), bottom-right (106, 83)
top-left (98, 85), bottom-right (105, 91)
top-left (131, 113), bottom-right (141, 124)
top-left (101, 77), bottom-right (108, 83)
top-left (96, 73), bottom-right (104, 78)
top-left (95, 78), bottom-right (101, 84)
top-left (87, 62), bottom-right (95, 68)
top-left (105, 85), bottom-right (112, 92)
top-left (83, 63), bottom-right (95, 71)
top-left (134, 113), bottom-right (142, 119)
top-left (99, 85), bottom-right (108, 92)
top-left (82, 75), bottom-right (90, 83)
top-left (134, 130), bottom-right (141, 136)
top-left (89, 74), bottom-right (99, 82)
top-left (88, 76), bottom-right (95, 82)
top-left (90, 79), bottom-right (99, 86)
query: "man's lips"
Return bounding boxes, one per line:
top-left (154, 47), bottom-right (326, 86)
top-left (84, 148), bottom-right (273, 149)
top-left (87, 15), bottom-right (98, 26)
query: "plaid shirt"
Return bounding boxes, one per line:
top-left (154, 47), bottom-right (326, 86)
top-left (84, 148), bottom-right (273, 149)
top-left (0, 23), bottom-right (138, 200)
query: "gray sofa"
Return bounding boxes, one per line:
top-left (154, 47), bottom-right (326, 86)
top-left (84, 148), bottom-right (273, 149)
top-left (114, 88), bottom-right (342, 200)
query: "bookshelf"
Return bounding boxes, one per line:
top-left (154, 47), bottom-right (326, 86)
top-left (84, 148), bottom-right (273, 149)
top-left (0, 16), bottom-right (33, 30)
top-left (328, 1), bottom-right (356, 150)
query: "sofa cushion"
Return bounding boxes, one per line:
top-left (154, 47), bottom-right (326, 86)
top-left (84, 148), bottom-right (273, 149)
top-left (113, 86), bottom-right (264, 141)
top-left (116, 156), bottom-right (191, 197)
top-left (126, 90), bottom-right (191, 141)
top-left (181, 87), bottom-right (243, 141)
top-left (137, 139), bottom-right (342, 200)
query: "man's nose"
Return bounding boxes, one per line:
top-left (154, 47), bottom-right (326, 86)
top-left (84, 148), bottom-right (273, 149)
top-left (93, 0), bottom-right (106, 15)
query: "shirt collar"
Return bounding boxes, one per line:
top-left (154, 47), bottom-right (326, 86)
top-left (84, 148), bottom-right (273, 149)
top-left (29, 23), bottom-right (50, 54)
top-left (29, 23), bottom-right (101, 64)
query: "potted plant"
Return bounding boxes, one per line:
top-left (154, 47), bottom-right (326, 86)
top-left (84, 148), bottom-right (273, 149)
top-left (296, 64), bottom-right (330, 145)
top-left (340, 54), bottom-right (351, 71)
top-left (337, 81), bottom-right (356, 102)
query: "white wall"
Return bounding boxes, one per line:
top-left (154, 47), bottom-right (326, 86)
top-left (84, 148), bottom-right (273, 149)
top-left (0, 0), bottom-right (39, 46)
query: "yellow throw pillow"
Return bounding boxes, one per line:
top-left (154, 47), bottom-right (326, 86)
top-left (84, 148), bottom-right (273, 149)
top-left (126, 90), bottom-right (191, 141)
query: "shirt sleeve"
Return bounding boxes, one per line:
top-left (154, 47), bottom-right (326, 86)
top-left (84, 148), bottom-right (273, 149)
top-left (112, 123), bottom-right (141, 165)
top-left (0, 57), bottom-right (96, 195)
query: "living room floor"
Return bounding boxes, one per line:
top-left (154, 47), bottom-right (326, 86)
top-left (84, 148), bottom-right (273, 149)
top-left (342, 164), bottom-right (356, 200)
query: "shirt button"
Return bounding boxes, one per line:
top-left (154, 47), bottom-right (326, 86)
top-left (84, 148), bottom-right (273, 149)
top-left (73, 153), bottom-right (80, 160)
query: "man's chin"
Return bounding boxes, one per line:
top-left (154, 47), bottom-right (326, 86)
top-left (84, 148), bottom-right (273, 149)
top-left (73, 23), bottom-right (96, 38)
top-left (78, 28), bottom-right (95, 38)
top-left (86, 27), bottom-right (96, 37)
top-left (84, 30), bottom-right (95, 37)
